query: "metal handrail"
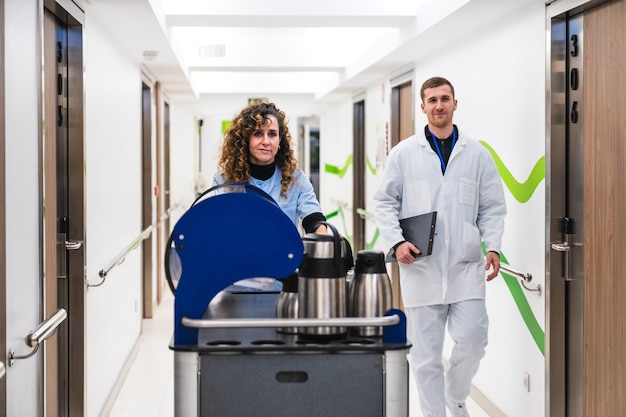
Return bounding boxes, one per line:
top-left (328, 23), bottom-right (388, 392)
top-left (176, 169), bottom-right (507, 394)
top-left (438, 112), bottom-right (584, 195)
top-left (500, 264), bottom-right (541, 296)
top-left (181, 314), bottom-right (400, 329)
top-left (500, 264), bottom-right (532, 282)
top-left (91, 204), bottom-right (179, 287)
top-left (95, 226), bottom-right (153, 282)
top-left (9, 308), bottom-right (67, 366)
top-left (356, 207), bottom-right (375, 222)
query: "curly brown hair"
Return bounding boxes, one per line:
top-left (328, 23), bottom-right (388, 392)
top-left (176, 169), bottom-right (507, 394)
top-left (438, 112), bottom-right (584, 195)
top-left (217, 102), bottom-right (298, 199)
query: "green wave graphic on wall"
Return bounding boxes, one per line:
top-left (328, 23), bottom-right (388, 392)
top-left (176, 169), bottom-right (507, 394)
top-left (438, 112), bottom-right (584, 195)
top-left (324, 154), bottom-right (377, 177)
top-left (479, 141), bottom-right (545, 203)
top-left (325, 206), bottom-right (380, 249)
top-left (326, 146), bottom-right (545, 204)
top-left (324, 155), bottom-right (353, 178)
top-left (324, 142), bottom-right (546, 355)
top-left (483, 245), bottom-right (545, 355)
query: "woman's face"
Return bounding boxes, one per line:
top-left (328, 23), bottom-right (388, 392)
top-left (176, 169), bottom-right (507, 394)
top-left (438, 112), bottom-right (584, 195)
top-left (248, 114), bottom-right (280, 166)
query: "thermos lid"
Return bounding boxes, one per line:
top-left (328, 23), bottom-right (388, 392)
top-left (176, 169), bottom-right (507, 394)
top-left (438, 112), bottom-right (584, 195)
top-left (354, 250), bottom-right (387, 274)
top-left (299, 223), bottom-right (353, 277)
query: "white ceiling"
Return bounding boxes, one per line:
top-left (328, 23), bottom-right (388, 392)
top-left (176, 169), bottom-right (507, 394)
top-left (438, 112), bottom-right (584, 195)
top-left (82, 0), bottom-right (429, 101)
top-left (81, 0), bottom-right (534, 102)
top-left (164, 0), bottom-right (425, 100)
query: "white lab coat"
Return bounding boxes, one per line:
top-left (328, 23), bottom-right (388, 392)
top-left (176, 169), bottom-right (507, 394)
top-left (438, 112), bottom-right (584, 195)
top-left (373, 130), bottom-right (506, 308)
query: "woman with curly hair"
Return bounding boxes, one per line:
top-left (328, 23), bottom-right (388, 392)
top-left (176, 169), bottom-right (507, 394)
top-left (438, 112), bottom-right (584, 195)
top-left (213, 102), bottom-right (326, 234)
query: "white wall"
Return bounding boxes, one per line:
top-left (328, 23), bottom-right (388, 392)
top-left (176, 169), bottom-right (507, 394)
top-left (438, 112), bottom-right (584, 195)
top-left (3, 1), bottom-right (42, 415)
top-left (83, 13), bottom-right (145, 417)
top-left (316, 100), bottom-right (354, 233)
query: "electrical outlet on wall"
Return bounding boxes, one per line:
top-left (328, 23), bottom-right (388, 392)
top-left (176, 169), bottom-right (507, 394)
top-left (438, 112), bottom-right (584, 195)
top-left (523, 372), bottom-right (530, 392)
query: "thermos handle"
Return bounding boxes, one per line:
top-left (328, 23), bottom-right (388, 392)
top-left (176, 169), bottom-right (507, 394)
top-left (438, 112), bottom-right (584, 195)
top-left (313, 221), bottom-right (341, 268)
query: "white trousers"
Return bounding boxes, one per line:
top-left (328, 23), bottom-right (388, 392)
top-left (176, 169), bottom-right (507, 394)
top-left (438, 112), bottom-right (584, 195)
top-left (406, 300), bottom-right (488, 417)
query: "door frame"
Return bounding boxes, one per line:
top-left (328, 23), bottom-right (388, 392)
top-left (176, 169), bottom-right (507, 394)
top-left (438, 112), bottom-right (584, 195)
top-left (546, 1), bottom-right (614, 417)
top-left (389, 73), bottom-right (414, 311)
top-left (42, 1), bottom-right (86, 415)
top-left (0, 0), bottom-right (7, 411)
top-left (141, 81), bottom-right (154, 318)
top-left (352, 99), bottom-right (366, 253)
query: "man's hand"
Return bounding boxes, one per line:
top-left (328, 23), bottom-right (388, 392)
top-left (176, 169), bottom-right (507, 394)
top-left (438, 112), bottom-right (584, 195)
top-left (485, 251), bottom-right (501, 281)
top-left (396, 241), bottom-right (421, 265)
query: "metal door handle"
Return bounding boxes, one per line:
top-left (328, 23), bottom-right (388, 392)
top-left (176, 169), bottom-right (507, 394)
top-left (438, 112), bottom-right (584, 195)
top-left (551, 240), bottom-right (572, 281)
top-left (65, 240), bottom-right (82, 250)
top-left (551, 242), bottom-right (570, 252)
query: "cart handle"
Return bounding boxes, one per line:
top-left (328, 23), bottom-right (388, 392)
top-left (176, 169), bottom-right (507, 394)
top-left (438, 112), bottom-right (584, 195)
top-left (181, 314), bottom-right (400, 329)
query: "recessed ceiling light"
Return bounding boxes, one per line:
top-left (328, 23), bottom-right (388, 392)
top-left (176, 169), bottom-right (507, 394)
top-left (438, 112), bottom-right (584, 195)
top-left (143, 50), bottom-right (159, 61)
top-left (198, 44), bottom-right (226, 58)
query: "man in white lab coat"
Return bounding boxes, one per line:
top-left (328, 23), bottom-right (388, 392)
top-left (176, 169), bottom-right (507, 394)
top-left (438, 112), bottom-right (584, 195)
top-left (373, 76), bottom-right (506, 417)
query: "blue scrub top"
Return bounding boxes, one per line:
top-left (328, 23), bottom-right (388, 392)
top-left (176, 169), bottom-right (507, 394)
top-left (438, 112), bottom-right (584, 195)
top-left (213, 167), bottom-right (323, 227)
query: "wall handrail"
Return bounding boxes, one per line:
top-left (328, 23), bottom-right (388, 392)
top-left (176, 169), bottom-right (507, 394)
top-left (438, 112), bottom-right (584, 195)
top-left (91, 204), bottom-right (180, 287)
top-left (356, 207), bottom-right (375, 222)
top-left (9, 308), bottom-right (67, 366)
top-left (500, 264), bottom-right (542, 296)
top-left (500, 264), bottom-right (532, 282)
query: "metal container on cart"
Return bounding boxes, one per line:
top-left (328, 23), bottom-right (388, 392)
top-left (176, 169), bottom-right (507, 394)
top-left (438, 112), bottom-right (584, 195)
top-left (297, 222), bottom-right (353, 339)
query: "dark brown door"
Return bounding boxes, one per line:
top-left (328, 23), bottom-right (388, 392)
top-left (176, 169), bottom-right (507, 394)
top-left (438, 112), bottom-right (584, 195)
top-left (141, 82), bottom-right (154, 317)
top-left (352, 100), bottom-right (366, 253)
top-left (389, 80), bottom-right (413, 310)
top-left (43, 3), bottom-right (86, 416)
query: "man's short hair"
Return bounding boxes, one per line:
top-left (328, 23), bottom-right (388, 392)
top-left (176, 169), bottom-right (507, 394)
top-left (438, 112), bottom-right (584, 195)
top-left (420, 77), bottom-right (455, 101)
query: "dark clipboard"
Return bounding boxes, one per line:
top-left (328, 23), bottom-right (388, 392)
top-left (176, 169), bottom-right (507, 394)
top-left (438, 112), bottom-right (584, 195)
top-left (385, 211), bottom-right (437, 262)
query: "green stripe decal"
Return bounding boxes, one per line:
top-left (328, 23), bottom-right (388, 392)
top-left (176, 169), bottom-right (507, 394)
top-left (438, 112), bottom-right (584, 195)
top-left (483, 245), bottom-right (545, 355)
top-left (324, 155), bottom-right (353, 178)
top-left (480, 141), bottom-right (545, 203)
top-left (325, 154), bottom-right (376, 176)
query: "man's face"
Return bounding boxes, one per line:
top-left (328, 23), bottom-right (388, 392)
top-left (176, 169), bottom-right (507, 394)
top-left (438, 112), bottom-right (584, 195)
top-left (420, 84), bottom-right (457, 129)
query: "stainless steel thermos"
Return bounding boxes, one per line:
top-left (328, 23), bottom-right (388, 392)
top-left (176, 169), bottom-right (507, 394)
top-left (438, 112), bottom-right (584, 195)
top-left (275, 272), bottom-right (299, 334)
top-left (348, 250), bottom-right (393, 337)
top-left (297, 222), bottom-right (353, 338)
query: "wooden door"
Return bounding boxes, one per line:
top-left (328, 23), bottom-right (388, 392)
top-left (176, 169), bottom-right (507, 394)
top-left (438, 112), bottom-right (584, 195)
top-left (390, 80), bottom-right (413, 310)
top-left (548, 1), bottom-right (626, 416)
top-left (582, 1), bottom-right (626, 415)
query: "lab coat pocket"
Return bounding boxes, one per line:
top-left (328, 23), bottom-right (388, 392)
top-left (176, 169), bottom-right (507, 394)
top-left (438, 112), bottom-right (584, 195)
top-left (460, 222), bottom-right (483, 261)
top-left (458, 178), bottom-right (477, 207)
top-left (403, 179), bottom-right (431, 214)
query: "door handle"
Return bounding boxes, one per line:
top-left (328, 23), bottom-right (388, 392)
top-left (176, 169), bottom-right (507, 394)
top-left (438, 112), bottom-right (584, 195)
top-left (65, 240), bottom-right (82, 250)
top-left (550, 242), bottom-right (570, 252)
top-left (551, 240), bottom-right (572, 281)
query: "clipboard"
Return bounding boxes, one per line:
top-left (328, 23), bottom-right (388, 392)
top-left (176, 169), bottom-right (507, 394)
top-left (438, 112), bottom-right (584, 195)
top-left (385, 211), bottom-right (437, 262)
